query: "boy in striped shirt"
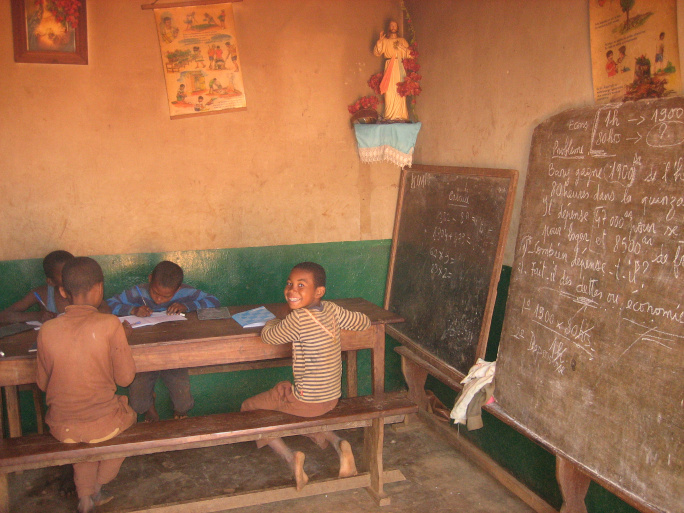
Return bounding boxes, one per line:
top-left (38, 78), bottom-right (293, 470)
top-left (241, 262), bottom-right (371, 490)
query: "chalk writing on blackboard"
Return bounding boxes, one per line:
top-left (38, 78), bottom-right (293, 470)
top-left (495, 97), bottom-right (684, 513)
top-left (385, 165), bottom-right (517, 377)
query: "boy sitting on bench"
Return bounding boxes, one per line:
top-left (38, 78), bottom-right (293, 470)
top-left (36, 257), bottom-right (137, 513)
top-left (241, 262), bottom-right (371, 490)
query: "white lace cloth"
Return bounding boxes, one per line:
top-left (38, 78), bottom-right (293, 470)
top-left (357, 145), bottom-right (414, 167)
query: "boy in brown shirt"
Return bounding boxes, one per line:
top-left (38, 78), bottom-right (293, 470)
top-left (37, 257), bottom-right (137, 513)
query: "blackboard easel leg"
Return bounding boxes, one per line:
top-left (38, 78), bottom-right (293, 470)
top-left (557, 456), bottom-right (590, 513)
top-left (400, 353), bottom-right (429, 425)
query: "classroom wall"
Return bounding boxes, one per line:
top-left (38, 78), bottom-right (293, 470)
top-left (4, 1), bottom-right (682, 265)
top-left (0, 0), bottom-right (403, 261)
top-left (407, 0), bottom-right (684, 263)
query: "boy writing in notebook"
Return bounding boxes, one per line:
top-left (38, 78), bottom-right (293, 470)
top-left (107, 260), bottom-right (220, 421)
top-left (36, 257), bottom-right (136, 513)
top-left (241, 261), bottom-right (371, 490)
top-left (0, 250), bottom-right (74, 323)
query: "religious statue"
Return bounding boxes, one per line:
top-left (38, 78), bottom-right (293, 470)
top-left (373, 20), bottom-right (410, 121)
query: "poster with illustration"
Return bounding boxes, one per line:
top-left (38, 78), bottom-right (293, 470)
top-left (154, 3), bottom-right (246, 119)
top-left (590, 0), bottom-right (681, 103)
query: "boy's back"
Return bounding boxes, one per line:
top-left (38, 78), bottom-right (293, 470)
top-left (35, 256), bottom-right (136, 512)
top-left (261, 301), bottom-right (370, 403)
top-left (37, 305), bottom-right (135, 437)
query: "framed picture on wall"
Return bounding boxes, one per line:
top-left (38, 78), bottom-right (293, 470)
top-left (11, 0), bottom-right (88, 65)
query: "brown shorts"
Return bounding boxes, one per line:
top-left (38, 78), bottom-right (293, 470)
top-left (241, 381), bottom-right (338, 448)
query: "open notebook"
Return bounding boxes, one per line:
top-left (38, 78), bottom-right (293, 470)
top-left (119, 312), bottom-right (187, 328)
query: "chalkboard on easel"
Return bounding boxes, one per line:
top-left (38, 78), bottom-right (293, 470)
top-left (384, 165), bottom-right (518, 378)
top-left (495, 97), bottom-right (684, 513)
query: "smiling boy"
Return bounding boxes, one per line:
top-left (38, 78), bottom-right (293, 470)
top-left (241, 262), bottom-right (371, 490)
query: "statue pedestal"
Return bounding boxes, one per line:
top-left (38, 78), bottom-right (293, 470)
top-left (353, 122), bottom-right (421, 167)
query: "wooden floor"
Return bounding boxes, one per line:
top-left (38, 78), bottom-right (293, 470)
top-left (11, 416), bottom-right (544, 513)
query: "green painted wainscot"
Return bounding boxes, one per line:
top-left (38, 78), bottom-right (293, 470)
top-left (0, 241), bottom-right (638, 513)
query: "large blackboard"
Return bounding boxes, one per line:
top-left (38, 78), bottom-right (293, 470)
top-left (495, 97), bottom-right (684, 513)
top-left (385, 165), bottom-right (518, 377)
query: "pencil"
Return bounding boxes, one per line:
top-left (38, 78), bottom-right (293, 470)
top-left (135, 285), bottom-right (150, 308)
top-left (33, 292), bottom-right (48, 310)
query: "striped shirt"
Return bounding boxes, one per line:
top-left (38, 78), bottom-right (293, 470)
top-left (106, 283), bottom-right (220, 316)
top-left (261, 301), bottom-right (371, 403)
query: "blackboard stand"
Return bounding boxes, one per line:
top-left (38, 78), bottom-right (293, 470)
top-left (395, 344), bottom-right (561, 513)
top-left (396, 344), bottom-right (637, 513)
top-left (557, 458), bottom-right (591, 513)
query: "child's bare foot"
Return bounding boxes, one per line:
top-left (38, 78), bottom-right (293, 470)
top-left (338, 440), bottom-right (357, 478)
top-left (144, 404), bottom-right (159, 423)
top-left (293, 451), bottom-right (308, 491)
top-left (92, 487), bottom-right (114, 506)
top-left (77, 496), bottom-right (94, 513)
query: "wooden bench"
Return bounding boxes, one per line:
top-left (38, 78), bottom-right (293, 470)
top-left (0, 391), bottom-right (417, 512)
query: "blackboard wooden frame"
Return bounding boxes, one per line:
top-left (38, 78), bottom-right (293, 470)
top-left (384, 165), bottom-right (518, 381)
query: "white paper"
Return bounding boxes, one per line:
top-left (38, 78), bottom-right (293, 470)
top-left (120, 311), bottom-right (187, 328)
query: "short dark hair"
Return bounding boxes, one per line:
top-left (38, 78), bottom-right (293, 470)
top-left (62, 257), bottom-right (104, 296)
top-left (151, 261), bottom-right (184, 290)
top-left (292, 262), bottom-right (326, 288)
top-left (606, 50), bottom-right (613, 58)
top-left (42, 250), bottom-right (74, 281)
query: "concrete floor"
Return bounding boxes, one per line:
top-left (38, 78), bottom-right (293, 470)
top-left (12, 419), bottom-right (539, 513)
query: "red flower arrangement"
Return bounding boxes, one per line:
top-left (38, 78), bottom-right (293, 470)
top-left (348, 94), bottom-right (380, 115)
top-left (368, 72), bottom-right (383, 96)
top-left (396, 5), bottom-right (422, 111)
top-left (37, 0), bottom-right (82, 29)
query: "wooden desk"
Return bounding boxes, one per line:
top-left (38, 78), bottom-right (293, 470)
top-left (0, 298), bottom-right (403, 438)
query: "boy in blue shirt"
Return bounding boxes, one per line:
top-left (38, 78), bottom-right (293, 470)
top-left (0, 250), bottom-right (74, 323)
top-left (107, 260), bottom-right (220, 421)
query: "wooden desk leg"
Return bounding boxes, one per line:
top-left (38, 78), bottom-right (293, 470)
top-left (31, 384), bottom-right (45, 435)
top-left (0, 473), bottom-right (8, 513)
top-left (556, 456), bottom-right (590, 513)
top-left (364, 417), bottom-right (390, 506)
top-left (4, 386), bottom-right (22, 438)
top-left (371, 326), bottom-right (386, 394)
top-left (0, 387), bottom-right (4, 439)
top-left (345, 351), bottom-right (358, 398)
top-left (400, 355), bottom-right (429, 411)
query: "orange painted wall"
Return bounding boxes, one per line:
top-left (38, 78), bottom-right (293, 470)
top-left (0, 1), bottom-right (402, 261)
top-left (2, 1), bottom-right (683, 264)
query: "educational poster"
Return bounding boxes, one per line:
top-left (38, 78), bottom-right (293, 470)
top-left (590, 0), bottom-right (681, 103)
top-left (154, 3), bottom-right (246, 119)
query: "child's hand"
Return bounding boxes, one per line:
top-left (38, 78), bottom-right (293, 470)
top-left (132, 306), bottom-right (152, 317)
top-left (39, 311), bottom-right (56, 322)
top-left (166, 303), bottom-right (188, 315)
